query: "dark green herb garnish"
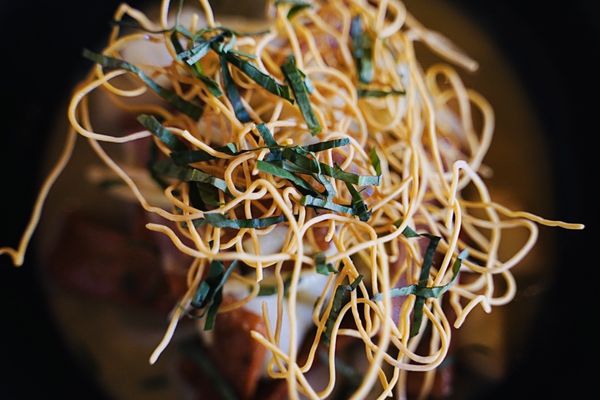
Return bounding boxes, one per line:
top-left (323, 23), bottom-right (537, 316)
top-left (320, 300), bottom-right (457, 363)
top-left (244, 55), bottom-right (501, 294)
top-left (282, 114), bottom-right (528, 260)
top-left (147, 141), bottom-right (169, 189)
top-left (369, 148), bottom-right (382, 175)
top-left (275, 0), bottom-right (313, 19)
top-left (191, 283), bottom-right (210, 312)
top-left (204, 261), bottom-right (237, 330)
top-left (190, 260), bottom-right (238, 330)
top-left (152, 159), bottom-right (228, 192)
top-left (227, 49), bottom-right (257, 59)
top-left (169, 0), bottom-right (222, 97)
top-left (304, 138), bottom-right (350, 153)
top-left (323, 275), bottom-right (363, 345)
top-left (279, 148), bottom-right (381, 186)
top-left (171, 30), bottom-right (224, 97)
top-left (372, 249), bottom-right (468, 301)
top-left (319, 162), bottom-right (380, 186)
top-left (137, 114), bottom-right (187, 152)
top-left (300, 195), bottom-right (354, 215)
top-left (288, 3), bottom-right (311, 19)
top-left (299, 69), bottom-right (316, 94)
top-left (257, 285), bottom-right (277, 296)
top-left (221, 52), bottom-right (293, 102)
top-left (196, 72), bottom-right (223, 97)
top-left (257, 276), bottom-right (293, 296)
top-left (315, 173), bottom-right (336, 199)
top-left (281, 55), bottom-right (322, 135)
top-left (175, 27), bottom-right (293, 104)
top-left (189, 181), bottom-right (221, 209)
top-left (256, 123), bottom-right (282, 161)
top-left (220, 57), bottom-right (252, 122)
top-left (402, 225), bottom-right (420, 238)
top-left (256, 123), bottom-right (278, 148)
top-left (410, 234), bottom-right (440, 337)
top-left (178, 32), bottom-right (225, 65)
top-left (257, 160), bottom-right (320, 196)
top-left (275, 1), bottom-right (310, 5)
top-left (82, 49), bottom-right (203, 119)
top-left (357, 88), bottom-right (406, 98)
top-left (315, 252), bottom-right (337, 275)
top-left (392, 220), bottom-right (420, 238)
top-left (343, 179), bottom-right (371, 222)
top-left (280, 148), bottom-right (320, 173)
top-left (193, 213), bottom-right (286, 229)
top-left (171, 143), bottom-right (238, 165)
top-left (350, 16), bottom-right (374, 84)
top-left (379, 224), bottom-right (459, 337)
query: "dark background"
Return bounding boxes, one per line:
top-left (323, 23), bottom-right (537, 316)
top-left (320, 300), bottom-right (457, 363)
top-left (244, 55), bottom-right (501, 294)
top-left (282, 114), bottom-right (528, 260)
top-left (0, 0), bottom-right (595, 398)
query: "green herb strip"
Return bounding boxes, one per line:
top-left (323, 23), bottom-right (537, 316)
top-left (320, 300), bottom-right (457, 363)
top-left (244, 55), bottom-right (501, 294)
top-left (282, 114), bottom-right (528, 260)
top-left (171, 143), bottom-right (238, 166)
top-left (275, 0), bottom-right (312, 18)
top-left (256, 123), bottom-right (282, 160)
top-left (357, 88), bottom-right (405, 98)
top-left (408, 234), bottom-right (440, 337)
top-left (152, 159), bottom-right (228, 192)
top-left (369, 148), bottom-right (382, 175)
top-left (221, 52), bottom-right (293, 102)
top-left (137, 114), bottom-right (186, 152)
top-left (315, 173), bottom-right (336, 199)
top-left (372, 249), bottom-right (467, 301)
top-left (315, 252), bottom-right (337, 275)
top-left (189, 181), bottom-right (221, 209)
top-left (257, 160), bottom-right (319, 196)
top-left (304, 138), bottom-right (350, 153)
top-left (257, 276), bottom-right (293, 297)
top-left (220, 56), bottom-right (252, 123)
top-left (190, 260), bottom-right (239, 330)
top-left (392, 221), bottom-right (420, 238)
top-left (320, 161), bottom-right (380, 186)
top-left (288, 4), bottom-right (312, 18)
top-left (343, 179), bottom-right (371, 222)
top-left (300, 195), bottom-right (354, 215)
top-left (323, 275), bottom-right (363, 345)
top-left (147, 142), bottom-right (169, 189)
top-left (203, 260), bottom-right (238, 330)
top-left (256, 123), bottom-right (278, 148)
top-left (178, 33), bottom-right (225, 65)
top-left (281, 55), bottom-right (322, 135)
top-left (379, 224), bottom-right (469, 337)
top-left (172, 31), bottom-right (223, 97)
top-left (193, 213), bottom-right (286, 229)
top-left (281, 148), bottom-right (381, 186)
top-left (83, 49), bottom-right (203, 119)
top-left (350, 16), bottom-right (374, 84)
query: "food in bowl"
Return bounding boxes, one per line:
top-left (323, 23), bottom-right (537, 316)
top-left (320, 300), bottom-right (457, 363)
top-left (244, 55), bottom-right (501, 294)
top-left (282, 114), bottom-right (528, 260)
top-left (1, 0), bottom-right (583, 398)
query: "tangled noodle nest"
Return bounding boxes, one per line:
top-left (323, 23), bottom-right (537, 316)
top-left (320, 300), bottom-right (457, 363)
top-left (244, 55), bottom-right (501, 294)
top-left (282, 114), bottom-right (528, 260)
top-left (0, 0), bottom-right (583, 399)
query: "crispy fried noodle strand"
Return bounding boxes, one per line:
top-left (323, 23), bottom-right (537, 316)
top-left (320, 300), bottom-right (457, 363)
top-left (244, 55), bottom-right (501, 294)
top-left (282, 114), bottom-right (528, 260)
top-left (1, 1), bottom-right (583, 399)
